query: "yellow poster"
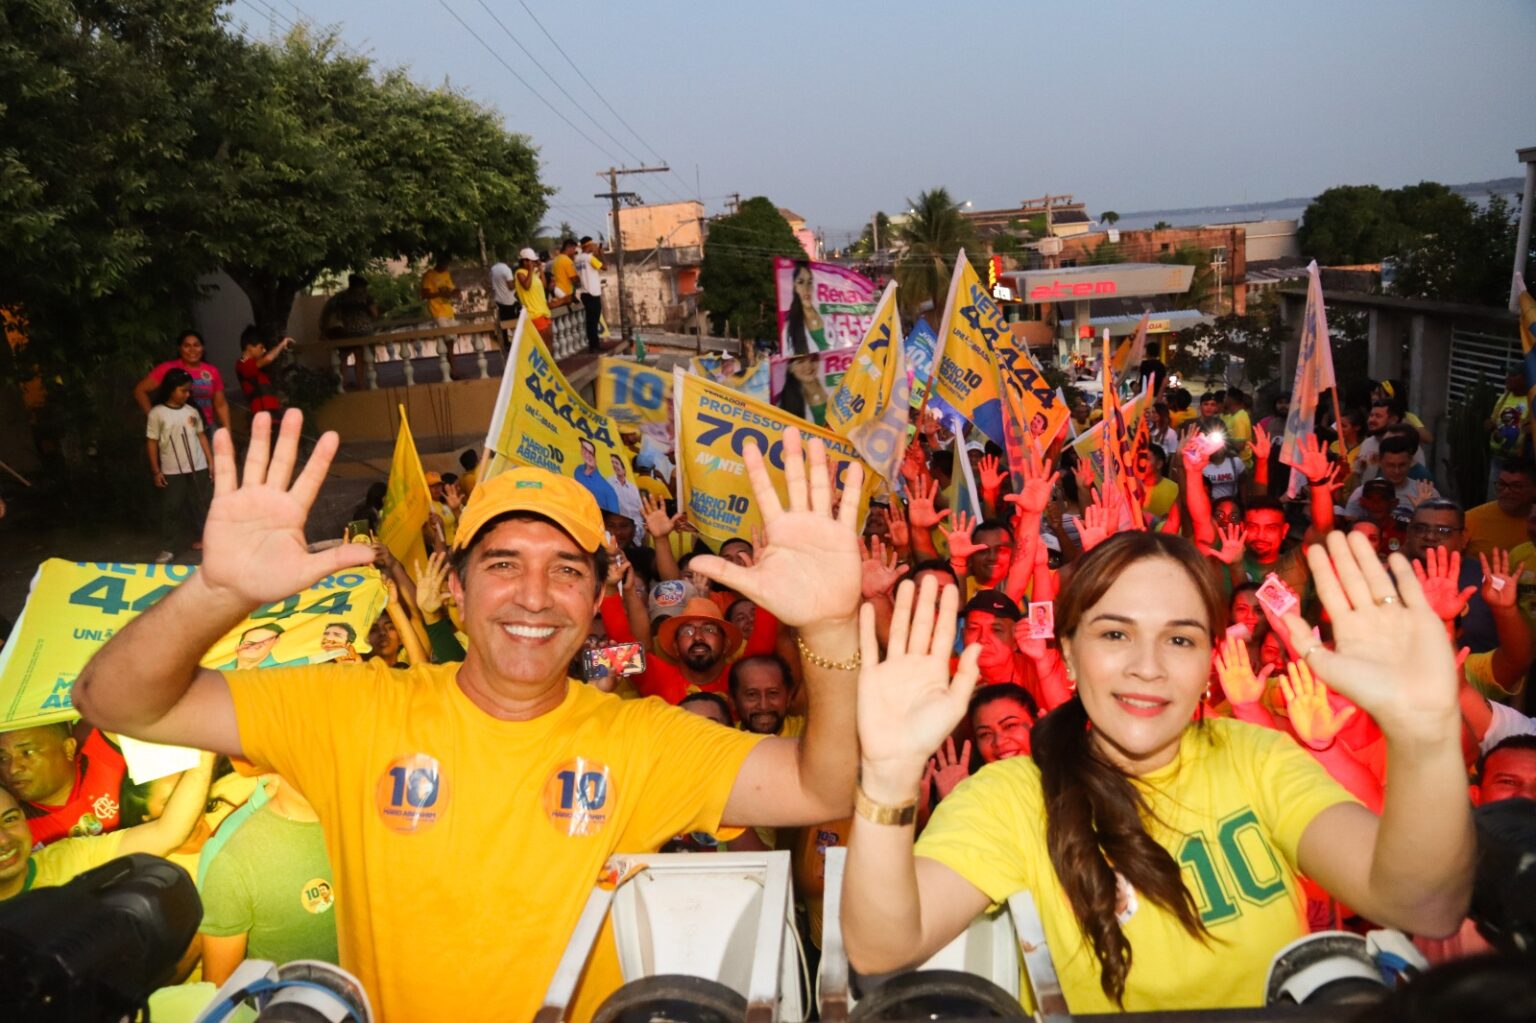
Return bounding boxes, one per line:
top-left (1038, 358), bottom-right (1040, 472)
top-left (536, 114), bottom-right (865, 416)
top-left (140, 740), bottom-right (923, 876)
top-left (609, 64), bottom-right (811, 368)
top-left (0, 559), bottom-right (387, 731)
top-left (484, 312), bottom-right (628, 512)
top-left (378, 406), bottom-right (430, 574)
top-left (994, 330), bottom-right (1070, 447)
top-left (930, 251), bottom-right (1005, 445)
top-left (1069, 387), bottom-right (1152, 491)
top-left (595, 356), bottom-right (672, 426)
top-left (825, 281), bottom-right (909, 482)
top-left (672, 368), bottom-right (877, 545)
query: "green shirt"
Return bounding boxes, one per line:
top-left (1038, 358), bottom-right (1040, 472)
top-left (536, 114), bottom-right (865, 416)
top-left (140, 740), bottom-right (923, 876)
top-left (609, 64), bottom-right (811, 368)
top-left (199, 804), bottom-right (339, 967)
top-left (1239, 546), bottom-right (1313, 603)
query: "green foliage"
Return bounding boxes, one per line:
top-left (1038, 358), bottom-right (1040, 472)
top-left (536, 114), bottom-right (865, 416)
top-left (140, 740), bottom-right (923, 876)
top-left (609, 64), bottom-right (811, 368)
top-left (1158, 244), bottom-right (1216, 311)
top-left (698, 197), bottom-right (804, 339)
top-left (847, 211), bottom-right (894, 258)
top-left (362, 266), bottom-right (427, 322)
top-left (0, 1), bottom-right (550, 519)
top-left (894, 188), bottom-right (977, 315)
top-left (1099, 211), bottom-right (1120, 226)
top-left (1023, 214), bottom-right (1049, 238)
top-left (1296, 185), bottom-right (1406, 266)
top-left (1168, 303), bottom-right (1285, 385)
top-left (1153, 220), bottom-right (1172, 230)
top-left (1299, 181), bottom-right (1526, 304)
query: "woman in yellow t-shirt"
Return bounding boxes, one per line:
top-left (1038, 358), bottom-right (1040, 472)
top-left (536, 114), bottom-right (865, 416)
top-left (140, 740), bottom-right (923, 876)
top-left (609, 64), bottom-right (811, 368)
top-left (840, 531), bottom-right (1473, 1013)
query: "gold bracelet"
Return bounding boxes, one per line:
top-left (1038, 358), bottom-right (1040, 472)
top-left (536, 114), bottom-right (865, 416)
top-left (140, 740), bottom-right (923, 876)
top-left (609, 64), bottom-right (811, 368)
top-left (795, 632), bottom-right (861, 672)
top-left (855, 784), bottom-right (917, 826)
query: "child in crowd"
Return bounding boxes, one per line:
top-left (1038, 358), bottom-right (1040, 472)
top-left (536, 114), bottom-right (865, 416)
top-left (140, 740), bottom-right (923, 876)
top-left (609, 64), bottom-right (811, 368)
top-left (146, 368), bottom-right (213, 563)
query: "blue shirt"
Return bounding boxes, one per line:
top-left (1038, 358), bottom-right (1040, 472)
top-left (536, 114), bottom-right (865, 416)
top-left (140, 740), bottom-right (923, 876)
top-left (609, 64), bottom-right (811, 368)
top-left (574, 465), bottom-right (620, 515)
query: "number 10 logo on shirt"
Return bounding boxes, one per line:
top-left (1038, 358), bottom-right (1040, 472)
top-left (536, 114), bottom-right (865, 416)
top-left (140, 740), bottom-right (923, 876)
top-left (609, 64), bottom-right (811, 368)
top-left (375, 754), bottom-right (449, 834)
top-left (542, 758), bottom-right (615, 837)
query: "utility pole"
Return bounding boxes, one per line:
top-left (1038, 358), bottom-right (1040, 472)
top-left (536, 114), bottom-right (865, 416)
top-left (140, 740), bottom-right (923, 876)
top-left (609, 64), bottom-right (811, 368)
top-left (725, 192), bottom-right (741, 215)
top-left (596, 164), bottom-right (669, 344)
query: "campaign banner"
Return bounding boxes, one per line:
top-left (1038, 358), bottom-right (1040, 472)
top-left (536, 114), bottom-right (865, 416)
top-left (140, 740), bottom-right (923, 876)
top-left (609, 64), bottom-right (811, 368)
top-left (931, 252), bottom-right (1005, 446)
top-left (1069, 387), bottom-right (1152, 491)
top-left (378, 407), bottom-right (430, 576)
top-left (994, 331), bottom-right (1070, 450)
top-left (0, 559), bottom-right (387, 732)
top-left (774, 257), bottom-right (880, 357)
top-left (484, 312), bottom-right (628, 512)
top-left (595, 357), bottom-right (672, 426)
top-left (825, 281), bottom-right (910, 483)
top-left (905, 318), bottom-right (939, 409)
top-left (673, 368), bottom-right (877, 545)
top-left (690, 353), bottom-right (773, 404)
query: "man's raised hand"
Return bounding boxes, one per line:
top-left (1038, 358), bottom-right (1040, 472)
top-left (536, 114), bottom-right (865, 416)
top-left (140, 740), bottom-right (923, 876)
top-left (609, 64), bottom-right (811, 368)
top-left (202, 411), bottom-right (375, 606)
top-left (689, 428), bottom-right (863, 629)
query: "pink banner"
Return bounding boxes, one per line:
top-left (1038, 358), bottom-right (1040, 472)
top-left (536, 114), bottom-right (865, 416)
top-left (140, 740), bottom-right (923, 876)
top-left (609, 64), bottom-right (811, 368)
top-left (774, 257), bottom-right (879, 357)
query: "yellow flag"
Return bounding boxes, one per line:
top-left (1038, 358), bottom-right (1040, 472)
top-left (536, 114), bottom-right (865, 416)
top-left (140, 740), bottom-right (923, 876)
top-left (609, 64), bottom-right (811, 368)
top-left (673, 368), bottom-right (877, 545)
top-left (930, 250), bottom-right (1005, 445)
top-left (379, 405), bottom-right (431, 574)
top-left (0, 559), bottom-right (386, 731)
top-left (483, 312), bottom-right (628, 514)
top-left (595, 356), bottom-right (672, 425)
top-left (825, 281), bottom-right (910, 482)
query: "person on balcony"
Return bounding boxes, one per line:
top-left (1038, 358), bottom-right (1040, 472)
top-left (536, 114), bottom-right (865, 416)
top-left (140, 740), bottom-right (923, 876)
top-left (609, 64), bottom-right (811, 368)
top-left (513, 247), bottom-right (552, 343)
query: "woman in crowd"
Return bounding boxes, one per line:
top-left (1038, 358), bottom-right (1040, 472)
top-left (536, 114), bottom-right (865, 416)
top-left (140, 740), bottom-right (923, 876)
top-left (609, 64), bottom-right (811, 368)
top-left (841, 531), bottom-right (1473, 1012)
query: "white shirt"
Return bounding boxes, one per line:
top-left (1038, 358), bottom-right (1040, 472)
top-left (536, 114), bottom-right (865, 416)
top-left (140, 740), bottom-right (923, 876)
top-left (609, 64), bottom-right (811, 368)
top-left (613, 476), bottom-right (645, 532)
top-left (1202, 456), bottom-right (1244, 500)
top-left (575, 251), bottom-right (603, 296)
top-left (147, 404), bottom-right (208, 474)
top-left (1483, 701), bottom-right (1536, 752)
top-left (489, 262), bottom-right (516, 306)
top-left (1343, 477), bottom-right (1435, 519)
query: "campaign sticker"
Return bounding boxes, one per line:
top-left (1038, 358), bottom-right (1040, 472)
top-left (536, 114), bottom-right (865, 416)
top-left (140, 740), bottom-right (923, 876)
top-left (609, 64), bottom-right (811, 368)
top-left (542, 757), bottom-right (616, 837)
top-left (300, 878), bottom-right (335, 914)
top-left (374, 754), bottom-right (449, 834)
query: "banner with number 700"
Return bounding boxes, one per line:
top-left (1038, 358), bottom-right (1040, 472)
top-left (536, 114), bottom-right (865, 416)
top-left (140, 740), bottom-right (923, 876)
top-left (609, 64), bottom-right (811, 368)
top-left (0, 559), bottom-right (387, 732)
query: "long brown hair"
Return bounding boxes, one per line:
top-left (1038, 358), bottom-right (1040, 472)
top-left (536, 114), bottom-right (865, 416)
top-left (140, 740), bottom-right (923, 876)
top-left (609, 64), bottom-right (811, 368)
top-left (1032, 531), bottom-right (1225, 1005)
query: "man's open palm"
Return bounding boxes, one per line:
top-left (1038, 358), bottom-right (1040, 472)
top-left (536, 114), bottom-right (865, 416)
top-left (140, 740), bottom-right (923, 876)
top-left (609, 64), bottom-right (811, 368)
top-left (691, 429), bottom-right (863, 628)
top-left (203, 411), bottom-right (376, 605)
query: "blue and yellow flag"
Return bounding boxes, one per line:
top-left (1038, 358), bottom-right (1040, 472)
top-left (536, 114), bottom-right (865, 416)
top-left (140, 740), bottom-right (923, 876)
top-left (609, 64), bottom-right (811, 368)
top-left (826, 281), bottom-right (910, 483)
top-left (1518, 273), bottom-right (1536, 406)
top-left (930, 251), bottom-right (1005, 446)
top-left (379, 406), bottom-right (431, 575)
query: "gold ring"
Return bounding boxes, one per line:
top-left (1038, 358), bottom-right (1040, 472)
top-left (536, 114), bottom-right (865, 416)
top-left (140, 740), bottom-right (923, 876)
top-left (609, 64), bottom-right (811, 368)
top-left (1375, 594), bottom-right (1400, 607)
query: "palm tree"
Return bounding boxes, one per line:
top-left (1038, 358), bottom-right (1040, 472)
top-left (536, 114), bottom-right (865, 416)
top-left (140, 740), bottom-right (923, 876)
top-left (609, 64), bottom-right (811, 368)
top-left (894, 187), bottom-right (977, 314)
top-left (1099, 210), bottom-right (1120, 226)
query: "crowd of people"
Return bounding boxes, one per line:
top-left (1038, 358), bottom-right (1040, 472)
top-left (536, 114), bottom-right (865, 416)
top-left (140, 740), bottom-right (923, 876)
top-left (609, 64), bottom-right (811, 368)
top-left (4, 340), bottom-right (1536, 1019)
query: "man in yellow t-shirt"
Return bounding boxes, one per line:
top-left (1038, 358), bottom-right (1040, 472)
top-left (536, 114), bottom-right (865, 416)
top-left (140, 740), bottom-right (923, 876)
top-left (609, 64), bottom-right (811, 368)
top-left (71, 417), bottom-right (865, 1023)
top-left (1465, 459), bottom-right (1536, 559)
top-left (419, 258), bottom-right (457, 323)
top-left (0, 756), bottom-right (214, 901)
top-left (916, 721), bottom-right (1356, 1012)
top-left (550, 237), bottom-right (580, 307)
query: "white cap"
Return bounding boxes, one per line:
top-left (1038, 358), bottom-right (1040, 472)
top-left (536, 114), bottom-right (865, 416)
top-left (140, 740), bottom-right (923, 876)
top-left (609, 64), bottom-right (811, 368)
top-left (518, 247), bottom-right (538, 262)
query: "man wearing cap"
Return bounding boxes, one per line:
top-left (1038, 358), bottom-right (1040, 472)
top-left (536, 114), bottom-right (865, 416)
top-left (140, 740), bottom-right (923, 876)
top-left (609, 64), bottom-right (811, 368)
top-left (73, 410), bottom-right (866, 1023)
top-left (513, 247), bottom-right (553, 342)
top-left (632, 597), bottom-right (741, 704)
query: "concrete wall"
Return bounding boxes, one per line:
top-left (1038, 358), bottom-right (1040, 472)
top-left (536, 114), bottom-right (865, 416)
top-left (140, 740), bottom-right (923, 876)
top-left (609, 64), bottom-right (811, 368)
top-left (617, 202), bottom-right (705, 252)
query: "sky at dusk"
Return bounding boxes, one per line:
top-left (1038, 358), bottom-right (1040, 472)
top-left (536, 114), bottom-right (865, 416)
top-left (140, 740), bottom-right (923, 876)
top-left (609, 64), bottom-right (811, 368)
top-left (231, 0), bottom-right (1536, 244)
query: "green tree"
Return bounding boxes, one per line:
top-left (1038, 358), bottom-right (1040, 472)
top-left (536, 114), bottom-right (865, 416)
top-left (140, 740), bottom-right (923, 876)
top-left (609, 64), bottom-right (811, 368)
top-left (1159, 244), bottom-right (1216, 311)
top-left (894, 187), bottom-right (976, 314)
top-left (698, 196), bottom-right (804, 339)
top-left (847, 211), bottom-right (894, 258)
top-left (1153, 220), bottom-right (1173, 230)
top-left (1099, 210), bottom-right (1120, 226)
top-left (207, 27), bottom-right (547, 338)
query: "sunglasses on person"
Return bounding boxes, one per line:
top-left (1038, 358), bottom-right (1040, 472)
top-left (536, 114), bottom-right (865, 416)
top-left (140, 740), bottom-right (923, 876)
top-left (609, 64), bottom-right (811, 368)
top-left (1408, 523), bottom-right (1460, 538)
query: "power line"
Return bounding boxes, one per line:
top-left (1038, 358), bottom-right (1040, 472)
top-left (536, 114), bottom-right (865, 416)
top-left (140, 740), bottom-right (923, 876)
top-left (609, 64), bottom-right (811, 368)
top-left (470, 0), bottom-right (653, 171)
top-left (514, 0), bottom-right (699, 203)
top-left (434, 0), bottom-right (625, 165)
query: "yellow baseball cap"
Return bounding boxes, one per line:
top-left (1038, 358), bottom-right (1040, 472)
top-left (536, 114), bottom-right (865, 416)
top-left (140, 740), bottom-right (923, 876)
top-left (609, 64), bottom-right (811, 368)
top-left (451, 465), bottom-right (605, 553)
